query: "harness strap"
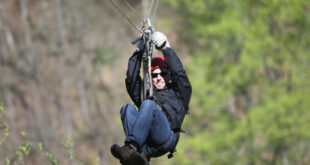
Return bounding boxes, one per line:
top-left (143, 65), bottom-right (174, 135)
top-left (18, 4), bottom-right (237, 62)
top-left (150, 131), bottom-right (180, 159)
top-left (150, 131), bottom-right (172, 149)
top-left (168, 148), bottom-right (176, 159)
top-left (167, 132), bottom-right (180, 159)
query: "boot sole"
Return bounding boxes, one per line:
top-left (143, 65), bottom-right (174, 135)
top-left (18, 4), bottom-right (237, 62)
top-left (111, 144), bottom-right (122, 159)
top-left (111, 144), bottom-right (129, 164)
top-left (129, 152), bottom-right (149, 165)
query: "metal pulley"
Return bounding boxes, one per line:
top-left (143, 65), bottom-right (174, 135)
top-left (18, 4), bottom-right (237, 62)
top-left (131, 17), bottom-right (154, 102)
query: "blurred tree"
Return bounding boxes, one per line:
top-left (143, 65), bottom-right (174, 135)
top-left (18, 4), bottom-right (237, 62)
top-left (0, 0), bottom-right (129, 164)
top-left (161, 0), bottom-right (310, 164)
top-left (1, 0), bottom-right (310, 164)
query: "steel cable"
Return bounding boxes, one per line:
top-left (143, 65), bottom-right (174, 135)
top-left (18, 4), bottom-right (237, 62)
top-left (148, 0), bottom-right (159, 20)
top-left (149, 0), bottom-right (159, 20)
top-left (107, 0), bottom-right (160, 33)
top-left (106, 0), bottom-right (142, 33)
top-left (121, 0), bottom-right (142, 22)
top-left (148, 0), bottom-right (155, 18)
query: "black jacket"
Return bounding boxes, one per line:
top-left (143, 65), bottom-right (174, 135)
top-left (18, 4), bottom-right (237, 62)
top-left (125, 47), bottom-right (192, 132)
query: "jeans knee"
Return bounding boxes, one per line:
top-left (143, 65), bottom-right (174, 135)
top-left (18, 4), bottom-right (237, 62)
top-left (140, 100), bottom-right (157, 113)
top-left (120, 104), bottom-right (136, 120)
top-left (141, 100), bottom-right (156, 106)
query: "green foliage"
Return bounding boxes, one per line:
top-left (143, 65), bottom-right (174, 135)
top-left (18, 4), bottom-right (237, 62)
top-left (61, 134), bottom-right (74, 160)
top-left (0, 123), bottom-right (9, 145)
top-left (0, 114), bottom-right (79, 165)
top-left (0, 103), bottom-right (80, 164)
top-left (6, 157), bottom-right (10, 165)
top-left (0, 103), bottom-right (9, 145)
top-left (20, 130), bottom-right (26, 137)
top-left (0, 102), bottom-right (3, 114)
top-left (162, 0), bottom-right (310, 164)
top-left (18, 141), bottom-right (32, 155)
top-left (46, 152), bottom-right (60, 165)
top-left (38, 142), bottom-right (43, 151)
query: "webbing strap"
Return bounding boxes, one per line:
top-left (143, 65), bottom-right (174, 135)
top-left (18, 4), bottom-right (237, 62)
top-left (157, 131), bottom-right (172, 147)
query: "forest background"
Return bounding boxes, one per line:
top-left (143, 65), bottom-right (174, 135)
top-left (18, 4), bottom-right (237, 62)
top-left (0, 0), bottom-right (310, 165)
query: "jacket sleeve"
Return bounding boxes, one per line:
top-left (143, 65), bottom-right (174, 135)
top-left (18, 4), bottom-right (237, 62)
top-left (125, 51), bottom-right (143, 107)
top-left (162, 48), bottom-right (192, 112)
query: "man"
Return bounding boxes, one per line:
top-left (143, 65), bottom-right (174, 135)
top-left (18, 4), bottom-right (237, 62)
top-left (111, 31), bottom-right (192, 165)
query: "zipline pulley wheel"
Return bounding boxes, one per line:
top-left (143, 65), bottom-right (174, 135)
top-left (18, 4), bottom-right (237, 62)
top-left (132, 17), bottom-right (154, 102)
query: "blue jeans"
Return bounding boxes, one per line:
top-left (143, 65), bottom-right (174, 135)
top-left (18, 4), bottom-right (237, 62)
top-left (120, 100), bottom-right (177, 157)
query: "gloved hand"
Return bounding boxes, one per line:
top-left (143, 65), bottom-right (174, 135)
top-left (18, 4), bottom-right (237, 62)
top-left (152, 31), bottom-right (170, 50)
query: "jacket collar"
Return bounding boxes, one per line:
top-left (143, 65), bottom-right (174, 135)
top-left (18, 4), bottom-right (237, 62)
top-left (153, 85), bottom-right (168, 92)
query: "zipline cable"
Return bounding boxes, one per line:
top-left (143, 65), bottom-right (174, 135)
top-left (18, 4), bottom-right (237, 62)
top-left (107, 0), bottom-right (142, 33)
top-left (148, 0), bottom-right (159, 20)
top-left (120, 0), bottom-right (142, 21)
top-left (107, 0), bottom-right (160, 34)
top-left (148, 0), bottom-right (155, 18)
top-left (150, 0), bottom-right (159, 20)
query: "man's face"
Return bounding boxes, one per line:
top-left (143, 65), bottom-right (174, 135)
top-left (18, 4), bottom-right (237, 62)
top-left (152, 68), bottom-right (166, 89)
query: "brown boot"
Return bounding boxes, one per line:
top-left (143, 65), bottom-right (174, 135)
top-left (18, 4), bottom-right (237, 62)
top-left (129, 151), bottom-right (149, 165)
top-left (111, 143), bottom-right (137, 164)
top-left (141, 151), bottom-right (150, 163)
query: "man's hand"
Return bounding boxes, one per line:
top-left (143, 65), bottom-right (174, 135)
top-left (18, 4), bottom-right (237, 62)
top-left (152, 31), bottom-right (170, 50)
